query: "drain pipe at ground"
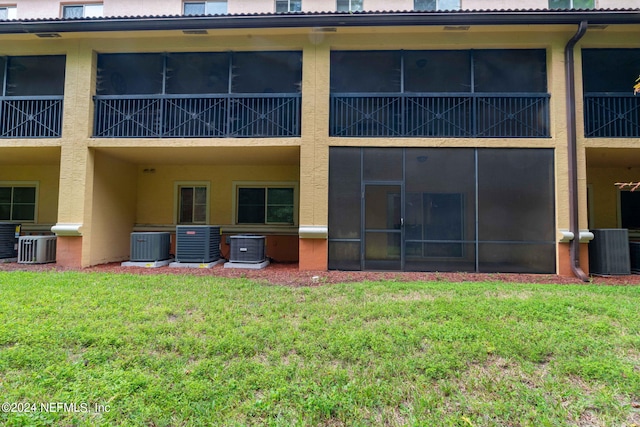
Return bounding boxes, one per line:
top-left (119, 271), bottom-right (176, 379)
top-left (565, 20), bottom-right (590, 282)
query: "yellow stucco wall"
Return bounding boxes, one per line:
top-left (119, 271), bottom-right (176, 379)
top-left (0, 165), bottom-right (60, 226)
top-left (588, 167), bottom-right (640, 229)
top-left (135, 164), bottom-right (300, 226)
top-left (88, 150), bottom-right (137, 265)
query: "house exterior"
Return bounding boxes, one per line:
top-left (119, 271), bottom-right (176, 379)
top-left (0, 0), bottom-right (639, 276)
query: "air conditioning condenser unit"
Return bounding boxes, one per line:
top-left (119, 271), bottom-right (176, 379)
top-left (0, 223), bottom-right (20, 259)
top-left (18, 235), bottom-right (56, 264)
top-left (130, 232), bottom-right (171, 262)
top-left (175, 225), bottom-right (221, 263)
top-left (229, 235), bottom-right (266, 263)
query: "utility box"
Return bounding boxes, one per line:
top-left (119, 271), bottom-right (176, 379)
top-left (588, 229), bottom-right (630, 275)
top-left (18, 235), bottom-right (56, 264)
top-left (630, 242), bottom-right (640, 273)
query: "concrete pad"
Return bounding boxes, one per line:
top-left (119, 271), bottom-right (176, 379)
top-left (224, 260), bottom-right (270, 270)
top-left (121, 259), bottom-right (173, 268)
top-left (169, 259), bottom-right (225, 269)
top-left (0, 257), bottom-right (17, 263)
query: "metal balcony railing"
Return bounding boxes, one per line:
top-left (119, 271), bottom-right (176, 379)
top-left (93, 94), bottom-right (301, 138)
top-left (330, 93), bottom-right (550, 138)
top-left (584, 93), bottom-right (640, 138)
top-left (0, 96), bottom-right (64, 138)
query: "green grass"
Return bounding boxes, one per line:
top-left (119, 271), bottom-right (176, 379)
top-left (0, 272), bottom-right (639, 426)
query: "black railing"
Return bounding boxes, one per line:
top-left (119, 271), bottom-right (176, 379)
top-left (0, 96), bottom-right (64, 138)
top-left (584, 93), bottom-right (640, 138)
top-left (93, 94), bottom-right (301, 138)
top-left (330, 93), bottom-right (550, 138)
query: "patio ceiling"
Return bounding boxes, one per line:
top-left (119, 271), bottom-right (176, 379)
top-left (93, 146), bottom-right (300, 166)
top-left (0, 147), bottom-right (61, 165)
top-left (586, 148), bottom-right (640, 169)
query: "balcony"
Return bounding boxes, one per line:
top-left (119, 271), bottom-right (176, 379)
top-left (93, 94), bottom-right (301, 138)
top-left (0, 96), bottom-right (64, 138)
top-left (330, 93), bottom-right (550, 138)
top-left (584, 93), bottom-right (640, 138)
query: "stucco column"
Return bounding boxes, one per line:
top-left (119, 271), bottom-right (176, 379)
top-left (298, 37), bottom-right (330, 270)
top-left (52, 42), bottom-right (96, 268)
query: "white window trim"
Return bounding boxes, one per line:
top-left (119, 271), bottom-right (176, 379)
top-left (0, 5), bottom-right (17, 20)
top-left (173, 181), bottom-right (211, 225)
top-left (62, 3), bottom-right (103, 18)
top-left (0, 181), bottom-right (39, 223)
top-left (183, 1), bottom-right (227, 15)
top-left (337, 0), bottom-right (363, 12)
top-left (549, 0), bottom-right (595, 9)
top-left (232, 181), bottom-right (299, 226)
top-left (275, 0), bottom-right (300, 12)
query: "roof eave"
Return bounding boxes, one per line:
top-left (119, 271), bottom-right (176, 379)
top-left (1, 10), bottom-right (640, 35)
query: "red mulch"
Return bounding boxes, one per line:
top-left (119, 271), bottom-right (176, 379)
top-left (1, 260), bottom-right (639, 286)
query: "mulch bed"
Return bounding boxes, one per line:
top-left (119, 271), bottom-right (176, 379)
top-left (1, 260), bottom-right (639, 286)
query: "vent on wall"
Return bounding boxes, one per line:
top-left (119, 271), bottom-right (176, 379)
top-left (588, 229), bottom-right (630, 275)
top-left (18, 235), bottom-right (56, 264)
top-left (175, 225), bottom-right (221, 263)
top-left (0, 223), bottom-right (20, 259)
top-left (130, 232), bottom-right (171, 262)
top-left (229, 235), bottom-right (266, 263)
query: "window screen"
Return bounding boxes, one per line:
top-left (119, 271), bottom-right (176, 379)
top-left (5, 56), bottom-right (66, 96)
top-left (404, 50), bottom-right (470, 93)
top-left (166, 53), bottom-right (229, 94)
top-left (0, 56), bottom-right (5, 95)
top-left (97, 54), bottom-right (164, 95)
top-left (582, 49), bottom-right (640, 93)
top-left (474, 50), bottom-right (547, 93)
top-left (232, 52), bottom-right (302, 93)
top-left (331, 51), bottom-right (401, 93)
top-left (414, 0), bottom-right (436, 10)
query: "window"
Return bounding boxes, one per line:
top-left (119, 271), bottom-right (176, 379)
top-left (0, 184), bottom-right (37, 222)
top-left (183, 1), bottom-right (227, 15)
top-left (275, 0), bottom-right (301, 12)
top-left (337, 0), bottom-right (363, 12)
top-left (176, 183), bottom-right (209, 224)
top-left (414, 0), bottom-right (460, 11)
top-left (0, 6), bottom-right (17, 20)
top-left (62, 3), bottom-right (103, 18)
top-left (235, 183), bottom-right (297, 225)
top-left (548, 0), bottom-right (594, 9)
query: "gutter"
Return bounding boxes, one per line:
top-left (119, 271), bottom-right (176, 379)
top-left (565, 20), bottom-right (590, 282)
top-left (1, 10), bottom-right (640, 35)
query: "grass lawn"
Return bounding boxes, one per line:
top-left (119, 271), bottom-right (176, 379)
top-left (0, 272), bottom-right (639, 426)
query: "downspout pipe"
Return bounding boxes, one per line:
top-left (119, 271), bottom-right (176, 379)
top-left (565, 20), bottom-right (590, 282)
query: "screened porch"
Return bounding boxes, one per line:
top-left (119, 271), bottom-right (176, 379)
top-left (329, 50), bottom-right (550, 138)
top-left (0, 56), bottom-right (65, 138)
top-left (93, 52), bottom-right (302, 138)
